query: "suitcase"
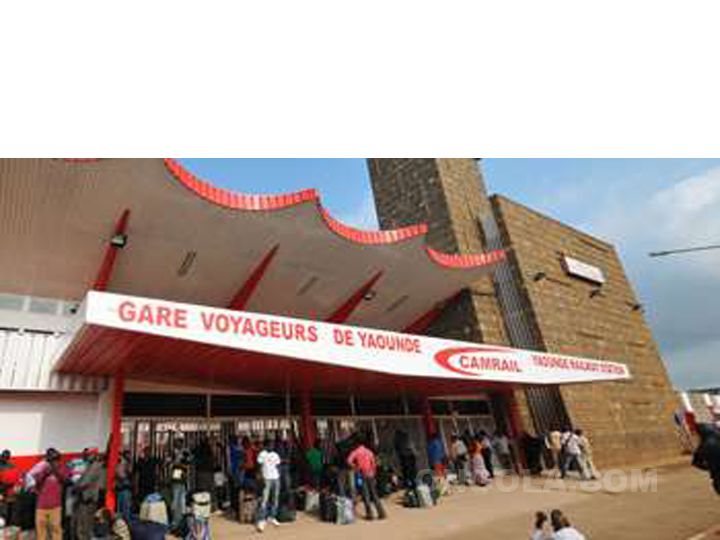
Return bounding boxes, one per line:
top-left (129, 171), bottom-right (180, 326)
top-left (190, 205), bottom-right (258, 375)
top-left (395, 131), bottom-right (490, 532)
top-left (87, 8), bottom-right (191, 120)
top-left (319, 493), bottom-right (336, 523)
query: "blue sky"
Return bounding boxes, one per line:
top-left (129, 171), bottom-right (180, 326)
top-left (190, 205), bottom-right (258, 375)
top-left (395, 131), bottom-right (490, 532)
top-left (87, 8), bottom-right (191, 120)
top-left (179, 158), bottom-right (720, 390)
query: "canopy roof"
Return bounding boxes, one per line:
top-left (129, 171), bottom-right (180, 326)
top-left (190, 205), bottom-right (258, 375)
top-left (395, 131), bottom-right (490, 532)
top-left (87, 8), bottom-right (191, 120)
top-left (0, 159), bottom-right (504, 333)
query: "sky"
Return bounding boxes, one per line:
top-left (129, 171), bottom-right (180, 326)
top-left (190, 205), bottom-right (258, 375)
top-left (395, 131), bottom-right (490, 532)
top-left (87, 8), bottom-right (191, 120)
top-left (179, 158), bottom-right (720, 390)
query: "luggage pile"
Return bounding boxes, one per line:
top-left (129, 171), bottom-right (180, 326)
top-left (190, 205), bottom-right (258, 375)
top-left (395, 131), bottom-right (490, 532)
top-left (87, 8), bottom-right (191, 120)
top-left (318, 492), bottom-right (355, 525)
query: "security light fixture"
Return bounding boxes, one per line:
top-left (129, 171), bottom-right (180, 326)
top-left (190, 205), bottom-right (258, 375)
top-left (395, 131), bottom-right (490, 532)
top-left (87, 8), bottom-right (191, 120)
top-left (110, 234), bottom-right (128, 249)
top-left (363, 290), bottom-right (377, 301)
top-left (177, 251), bottom-right (197, 277)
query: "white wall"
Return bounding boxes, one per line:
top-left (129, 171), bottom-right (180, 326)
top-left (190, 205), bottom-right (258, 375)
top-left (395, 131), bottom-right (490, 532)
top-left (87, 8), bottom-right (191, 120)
top-left (0, 392), bottom-right (106, 456)
top-left (0, 330), bottom-right (107, 393)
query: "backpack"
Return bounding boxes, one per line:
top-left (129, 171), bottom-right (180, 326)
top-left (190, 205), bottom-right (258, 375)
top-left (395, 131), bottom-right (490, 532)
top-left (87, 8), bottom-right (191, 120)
top-left (402, 490), bottom-right (420, 508)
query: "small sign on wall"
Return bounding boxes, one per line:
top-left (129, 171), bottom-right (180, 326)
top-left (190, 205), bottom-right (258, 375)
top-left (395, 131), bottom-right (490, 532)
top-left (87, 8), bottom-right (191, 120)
top-left (561, 255), bottom-right (606, 284)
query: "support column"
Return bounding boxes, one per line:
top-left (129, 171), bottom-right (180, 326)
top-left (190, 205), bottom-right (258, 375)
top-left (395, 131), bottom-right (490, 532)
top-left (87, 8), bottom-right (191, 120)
top-left (504, 388), bottom-right (527, 473)
top-left (299, 391), bottom-right (316, 450)
top-left (421, 397), bottom-right (436, 438)
top-left (105, 373), bottom-right (125, 511)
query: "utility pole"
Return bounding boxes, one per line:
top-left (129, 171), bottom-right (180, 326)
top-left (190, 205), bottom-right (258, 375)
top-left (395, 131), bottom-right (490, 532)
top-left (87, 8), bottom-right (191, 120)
top-left (649, 244), bottom-right (720, 257)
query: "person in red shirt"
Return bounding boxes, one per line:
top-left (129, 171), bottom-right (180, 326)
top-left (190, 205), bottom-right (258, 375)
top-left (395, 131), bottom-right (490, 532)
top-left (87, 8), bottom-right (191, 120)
top-left (347, 438), bottom-right (387, 521)
top-left (31, 449), bottom-right (66, 540)
top-left (0, 450), bottom-right (21, 525)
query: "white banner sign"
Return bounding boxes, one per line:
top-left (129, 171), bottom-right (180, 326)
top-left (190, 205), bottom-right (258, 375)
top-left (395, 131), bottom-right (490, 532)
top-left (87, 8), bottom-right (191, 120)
top-left (76, 292), bottom-right (630, 385)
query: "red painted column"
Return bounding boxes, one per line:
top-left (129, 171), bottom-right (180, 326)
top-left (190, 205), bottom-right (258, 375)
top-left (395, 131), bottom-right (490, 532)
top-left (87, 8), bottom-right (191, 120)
top-left (299, 390), bottom-right (316, 450)
top-left (105, 373), bottom-right (125, 511)
top-left (421, 397), bottom-right (437, 438)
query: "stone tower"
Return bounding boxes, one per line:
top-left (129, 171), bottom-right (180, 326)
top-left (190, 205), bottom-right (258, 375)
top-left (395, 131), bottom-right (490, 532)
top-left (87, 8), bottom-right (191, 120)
top-left (367, 159), bottom-right (508, 345)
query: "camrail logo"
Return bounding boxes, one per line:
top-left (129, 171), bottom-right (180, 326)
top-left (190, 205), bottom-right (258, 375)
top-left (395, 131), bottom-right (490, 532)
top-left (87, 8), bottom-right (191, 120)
top-left (434, 347), bottom-right (523, 377)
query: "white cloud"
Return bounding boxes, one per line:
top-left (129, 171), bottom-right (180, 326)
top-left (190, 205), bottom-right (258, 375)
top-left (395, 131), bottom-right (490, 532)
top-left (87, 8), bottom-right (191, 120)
top-left (582, 167), bottom-right (720, 388)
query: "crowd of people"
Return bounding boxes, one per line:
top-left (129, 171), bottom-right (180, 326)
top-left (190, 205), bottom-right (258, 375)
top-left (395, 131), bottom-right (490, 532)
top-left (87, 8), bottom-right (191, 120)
top-left (0, 424), bottom-right (603, 539)
top-left (522, 427), bottom-right (599, 481)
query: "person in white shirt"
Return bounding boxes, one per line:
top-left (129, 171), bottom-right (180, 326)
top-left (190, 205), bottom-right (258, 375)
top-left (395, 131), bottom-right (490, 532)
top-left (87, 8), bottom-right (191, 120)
top-left (561, 431), bottom-right (589, 481)
top-left (550, 509), bottom-right (587, 539)
top-left (450, 435), bottom-right (470, 485)
top-left (493, 432), bottom-right (514, 473)
top-left (256, 440), bottom-right (282, 533)
top-left (530, 510), bottom-right (587, 540)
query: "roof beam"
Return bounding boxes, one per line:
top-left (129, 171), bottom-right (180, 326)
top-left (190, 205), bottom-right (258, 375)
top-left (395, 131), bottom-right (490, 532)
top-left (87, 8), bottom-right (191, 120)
top-left (326, 271), bottom-right (383, 324)
top-left (403, 291), bottom-right (463, 335)
top-left (93, 209), bottom-right (131, 291)
top-left (228, 244), bottom-right (280, 311)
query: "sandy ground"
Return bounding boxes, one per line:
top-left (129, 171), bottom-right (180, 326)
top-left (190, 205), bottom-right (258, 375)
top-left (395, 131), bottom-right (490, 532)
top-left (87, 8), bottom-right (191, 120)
top-left (209, 463), bottom-right (720, 540)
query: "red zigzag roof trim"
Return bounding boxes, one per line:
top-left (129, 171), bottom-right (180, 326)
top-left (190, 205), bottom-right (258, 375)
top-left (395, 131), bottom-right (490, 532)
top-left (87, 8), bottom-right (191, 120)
top-left (60, 158), bottom-right (505, 269)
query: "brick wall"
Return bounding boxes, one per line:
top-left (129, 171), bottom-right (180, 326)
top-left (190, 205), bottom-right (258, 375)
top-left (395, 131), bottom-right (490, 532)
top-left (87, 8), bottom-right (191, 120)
top-left (491, 195), bottom-right (682, 467)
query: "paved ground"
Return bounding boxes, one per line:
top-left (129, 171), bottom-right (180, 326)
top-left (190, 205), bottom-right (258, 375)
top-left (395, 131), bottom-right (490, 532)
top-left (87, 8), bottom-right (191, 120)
top-left (210, 463), bottom-right (720, 539)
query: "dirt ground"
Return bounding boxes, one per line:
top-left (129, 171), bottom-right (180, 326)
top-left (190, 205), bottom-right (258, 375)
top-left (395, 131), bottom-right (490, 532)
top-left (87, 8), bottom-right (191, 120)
top-left (209, 463), bottom-right (720, 540)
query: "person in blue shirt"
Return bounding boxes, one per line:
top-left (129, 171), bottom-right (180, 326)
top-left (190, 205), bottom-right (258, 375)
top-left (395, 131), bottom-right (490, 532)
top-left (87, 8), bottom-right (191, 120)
top-left (427, 433), bottom-right (446, 478)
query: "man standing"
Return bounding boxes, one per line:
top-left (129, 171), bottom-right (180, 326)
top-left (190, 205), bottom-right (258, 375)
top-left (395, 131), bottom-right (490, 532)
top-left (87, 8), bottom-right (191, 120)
top-left (168, 439), bottom-right (191, 530)
top-left (134, 447), bottom-right (160, 507)
top-left (305, 441), bottom-right (323, 489)
top-left (478, 431), bottom-right (495, 479)
top-left (427, 433), bottom-right (446, 479)
top-left (347, 437), bottom-right (386, 521)
top-left (256, 440), bottom-right (281, 533)
top-left (493, 432), bottom-right (514, 473)
top-left (75, 448), bottom-right (103, 540)
top-left (576, 430), bottom-right (599, 480)
top-left (115, 451), bottom-right (133, 521)
top-left (547, 428), bottom-right (563, 478)
top-left (450, 435), bottom-right (469, 485)
top-left (561, 431), bottom-right (588, 481)
top-left (31, 449), bottom-right (66, 540)
top-left (0, 450), bottom-right (20, 526)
